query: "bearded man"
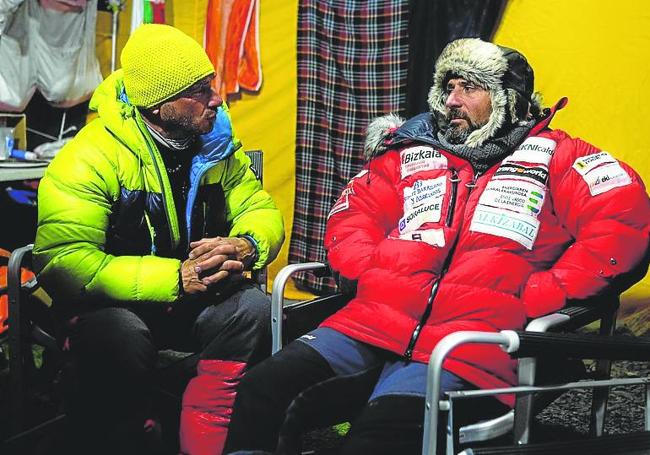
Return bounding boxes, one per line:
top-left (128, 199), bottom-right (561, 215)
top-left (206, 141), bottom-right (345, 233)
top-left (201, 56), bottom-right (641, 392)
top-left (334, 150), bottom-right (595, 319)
top-left (221, 38), bottom-right (650, 454)
top-left (33, 24), bottom-right (284, 455)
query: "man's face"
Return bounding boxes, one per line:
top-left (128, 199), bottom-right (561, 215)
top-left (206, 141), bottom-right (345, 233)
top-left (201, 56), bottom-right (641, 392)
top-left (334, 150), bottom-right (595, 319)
top-left (157, 75), bottom-right (222, 137)
top-left (443, 78), bottom-right (492, 144)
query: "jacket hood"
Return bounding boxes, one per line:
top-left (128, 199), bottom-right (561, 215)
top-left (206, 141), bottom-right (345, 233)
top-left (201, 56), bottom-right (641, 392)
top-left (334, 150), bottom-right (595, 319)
top-left (427, 38), bottom-right (543, 148)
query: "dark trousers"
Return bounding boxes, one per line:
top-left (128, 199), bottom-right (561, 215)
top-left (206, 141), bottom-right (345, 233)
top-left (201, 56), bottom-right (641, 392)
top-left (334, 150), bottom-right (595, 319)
top-left (60, 281), bottom-right (271, 455)
top-left (224, 328), bottom-right (507, 455)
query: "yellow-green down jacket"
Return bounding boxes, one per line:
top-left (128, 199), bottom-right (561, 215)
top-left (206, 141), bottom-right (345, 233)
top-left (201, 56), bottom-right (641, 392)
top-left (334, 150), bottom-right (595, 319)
top-left (33, 71), bottom-right (284, 305)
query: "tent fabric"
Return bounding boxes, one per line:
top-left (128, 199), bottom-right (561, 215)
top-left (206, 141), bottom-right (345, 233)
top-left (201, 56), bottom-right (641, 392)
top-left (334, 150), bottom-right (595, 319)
top-left (0, 0), bottom-right (102, 111)
top-left (288, 0), bottom-right (410, 293)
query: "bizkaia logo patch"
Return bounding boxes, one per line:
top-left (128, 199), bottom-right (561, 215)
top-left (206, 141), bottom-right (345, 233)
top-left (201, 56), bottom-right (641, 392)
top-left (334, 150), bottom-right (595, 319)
top-left (493, 163), bottom-right (549, 186)
top-left (400, 146), bottom-right (447, 179)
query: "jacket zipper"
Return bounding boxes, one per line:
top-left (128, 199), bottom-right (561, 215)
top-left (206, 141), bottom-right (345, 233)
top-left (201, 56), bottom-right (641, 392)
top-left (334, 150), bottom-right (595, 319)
top-left (445, 169), bottom-right (460, 227)
top-left (404, 170), bottom-right (479, 360)
top-left (137, 121), bottom-right (179, 251)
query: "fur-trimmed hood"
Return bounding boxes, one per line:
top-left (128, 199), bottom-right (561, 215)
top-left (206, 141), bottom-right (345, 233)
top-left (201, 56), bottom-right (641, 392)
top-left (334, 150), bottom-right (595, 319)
top-left (427, 38), bottom-right (542, 148)
top-left (363, 113), bottom-right (405, 160)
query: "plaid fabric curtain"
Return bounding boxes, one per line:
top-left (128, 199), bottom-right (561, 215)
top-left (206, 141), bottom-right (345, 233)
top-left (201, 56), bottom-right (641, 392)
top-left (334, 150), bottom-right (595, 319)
top-left (289, 0), bottom-right (409, 294)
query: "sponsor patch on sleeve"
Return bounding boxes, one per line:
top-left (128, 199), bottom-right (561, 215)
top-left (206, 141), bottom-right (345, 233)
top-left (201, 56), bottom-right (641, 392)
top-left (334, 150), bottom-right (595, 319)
top-left (469, 206), bottom-right (540, 250)
top-left (581, 161), bottom-right (632, 196)
top-left (503, 136), bottom-right (557, 166)
top-left (400, 146), bottom-right (447, 179)
top-left (572, 152), bottom-right (616, 176)
top-left (398, 228), bottom-right (446, 247)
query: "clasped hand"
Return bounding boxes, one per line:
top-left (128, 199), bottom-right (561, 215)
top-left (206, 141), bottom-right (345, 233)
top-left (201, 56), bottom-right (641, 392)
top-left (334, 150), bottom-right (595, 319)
top-left (181, 236), bottom-right (255, 295)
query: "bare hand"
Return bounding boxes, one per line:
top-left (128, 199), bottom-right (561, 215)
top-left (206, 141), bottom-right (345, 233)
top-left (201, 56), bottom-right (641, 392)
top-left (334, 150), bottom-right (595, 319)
top-left (188, 237), bottom-right (255, 286)
top-left (181, 258), bottom-right (208, 295)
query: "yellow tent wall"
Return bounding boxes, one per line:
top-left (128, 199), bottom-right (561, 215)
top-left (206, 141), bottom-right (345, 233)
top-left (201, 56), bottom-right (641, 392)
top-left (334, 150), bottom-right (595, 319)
top-left (95, 0), bottom-right (650, 305)
top-left (494, 0), bottom-right (650, 316)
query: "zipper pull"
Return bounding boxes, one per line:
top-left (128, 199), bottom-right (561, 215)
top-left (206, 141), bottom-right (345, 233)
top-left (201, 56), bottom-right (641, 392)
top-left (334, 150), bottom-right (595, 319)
top-left (465, 172), bottom-right (480, 189)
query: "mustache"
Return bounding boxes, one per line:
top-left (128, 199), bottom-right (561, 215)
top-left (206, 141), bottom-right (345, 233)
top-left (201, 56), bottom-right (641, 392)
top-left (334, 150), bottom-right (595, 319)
top-left (446, 108), bottom-right (470, 123)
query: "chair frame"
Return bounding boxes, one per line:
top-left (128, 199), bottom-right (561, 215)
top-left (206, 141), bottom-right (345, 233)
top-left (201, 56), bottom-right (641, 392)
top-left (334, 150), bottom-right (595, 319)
top-left (271, 261), bottom-right (621, 454)
top-left (425, 329), bottom-right (650, 454)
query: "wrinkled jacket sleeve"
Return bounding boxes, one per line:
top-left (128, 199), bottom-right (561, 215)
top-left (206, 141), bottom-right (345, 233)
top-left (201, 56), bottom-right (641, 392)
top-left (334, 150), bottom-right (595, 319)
top-left (33, 137), bottom-right (182, 305)
top-left (222, 148), bottom-right (284, 269)
top-left (522, 138), bottom-right (650, 318)
top-left (325, 154), bottom-right (404, 280)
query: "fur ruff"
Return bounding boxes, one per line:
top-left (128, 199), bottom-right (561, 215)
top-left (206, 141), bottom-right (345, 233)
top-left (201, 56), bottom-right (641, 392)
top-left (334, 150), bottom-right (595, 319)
top-left (427, 38), bottom-right (541, 148)
top-left (363, 113), bottom-right (405, 160)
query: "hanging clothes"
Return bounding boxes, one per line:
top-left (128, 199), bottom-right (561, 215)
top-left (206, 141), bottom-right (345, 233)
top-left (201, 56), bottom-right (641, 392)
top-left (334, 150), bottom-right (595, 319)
top-left (204, 0), bottom-right (261, 99)
top-left (288, 0), bottom-right (410, 293)
top-left (130, 0), bottom-right (165, 35)
top-left (0, 0), bottom-right (102, 112)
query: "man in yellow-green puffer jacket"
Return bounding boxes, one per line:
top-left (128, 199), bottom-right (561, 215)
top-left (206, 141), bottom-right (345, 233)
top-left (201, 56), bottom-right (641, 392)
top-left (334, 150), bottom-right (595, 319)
top-left (33, 24), bottom-right (284, 455)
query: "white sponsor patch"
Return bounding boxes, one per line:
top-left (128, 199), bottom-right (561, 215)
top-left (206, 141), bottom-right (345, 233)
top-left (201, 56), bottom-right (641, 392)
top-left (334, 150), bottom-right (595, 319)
top-left (572, 152), bottom-right (617, 176)
top-left (478, 180), bottom-right (546, 216)
top-left (582, 162), bottom-right (632, 196)
top-left (399, 228), bottom-right (446, 247)
top-left (470, 206), bottom-right (540, 250)
top-left (400, 146), bottom-right (448, 179)
top-left (403, 177), bottom-right (446, 211)
top-left (503, 136), bottom-right (556, 166)
top-left (492, 163), bottom-right (549, 186)
top-left (398, 200), bottom-right (443, 234)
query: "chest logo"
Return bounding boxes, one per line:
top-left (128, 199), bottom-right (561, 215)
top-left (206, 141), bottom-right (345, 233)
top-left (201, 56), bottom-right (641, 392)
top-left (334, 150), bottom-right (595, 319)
top-left (400, 146), bottom-right (448, 179)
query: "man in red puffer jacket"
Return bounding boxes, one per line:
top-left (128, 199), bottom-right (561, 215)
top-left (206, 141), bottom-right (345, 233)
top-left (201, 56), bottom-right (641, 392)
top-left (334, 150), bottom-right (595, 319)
top-left (222, 38), bottom-right (650, 455)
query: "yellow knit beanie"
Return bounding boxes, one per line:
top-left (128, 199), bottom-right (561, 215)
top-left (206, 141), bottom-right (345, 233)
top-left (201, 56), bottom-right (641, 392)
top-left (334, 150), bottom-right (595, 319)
top-left (121, 24), bottom-right (215, 108)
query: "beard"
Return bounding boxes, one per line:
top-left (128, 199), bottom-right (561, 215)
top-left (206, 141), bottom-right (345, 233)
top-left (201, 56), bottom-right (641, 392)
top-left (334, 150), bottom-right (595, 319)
top-left (443, 108), bottom-right (486, 144)
top-left (159, 103), bottom-right (214, 137)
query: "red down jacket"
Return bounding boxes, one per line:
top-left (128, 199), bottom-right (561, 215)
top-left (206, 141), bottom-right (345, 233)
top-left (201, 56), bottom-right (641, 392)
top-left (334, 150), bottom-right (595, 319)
top-left (323, 106), bottom-right (650, 406)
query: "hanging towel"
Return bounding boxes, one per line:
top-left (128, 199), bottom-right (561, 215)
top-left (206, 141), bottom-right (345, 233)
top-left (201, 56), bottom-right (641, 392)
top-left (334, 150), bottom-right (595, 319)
top-left (205, 0), bottom-right (261, 99)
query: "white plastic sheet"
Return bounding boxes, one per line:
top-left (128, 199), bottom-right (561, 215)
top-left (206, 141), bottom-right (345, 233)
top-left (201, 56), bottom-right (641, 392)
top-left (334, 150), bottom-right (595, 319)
top-left (0, 0), bottom-right (102, 111)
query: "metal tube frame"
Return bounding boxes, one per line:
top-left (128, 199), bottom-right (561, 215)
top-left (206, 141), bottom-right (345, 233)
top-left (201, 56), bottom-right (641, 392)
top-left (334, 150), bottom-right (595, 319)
top-left (270, 262), bottom-right (327, 354)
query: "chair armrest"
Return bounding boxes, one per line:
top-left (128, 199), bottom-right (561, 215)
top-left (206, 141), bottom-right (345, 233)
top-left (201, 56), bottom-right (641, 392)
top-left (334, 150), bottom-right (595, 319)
top-left (511, 330), bottom-right (650, 361)
top-left (525, 294), bottom-right (619, 333)
top-left (271, 262), bottom-right (328, 354)
top-left (423, 327), bottom-right (648, 455)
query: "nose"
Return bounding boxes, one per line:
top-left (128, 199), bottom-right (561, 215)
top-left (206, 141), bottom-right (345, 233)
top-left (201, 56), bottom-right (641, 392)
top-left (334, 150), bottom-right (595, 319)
top-left (208, 86), bottom-right (223, 108)
top-left (445, 89), bottom-right (462, 108)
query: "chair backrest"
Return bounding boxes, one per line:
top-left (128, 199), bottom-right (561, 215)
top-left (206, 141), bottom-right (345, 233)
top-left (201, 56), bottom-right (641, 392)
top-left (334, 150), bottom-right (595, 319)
top-left (7, 244), bottom-right (38, 435)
